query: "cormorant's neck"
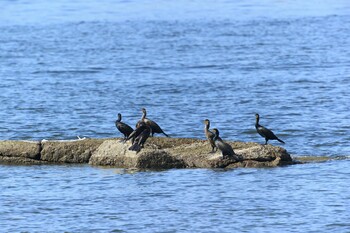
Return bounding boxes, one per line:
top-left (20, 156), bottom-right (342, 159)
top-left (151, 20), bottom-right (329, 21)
top-left (117, 115), bottom-right (121, 122)
top-left (255, 117), bottom-right (259, 127)
top-left (141, 111), bottom-right (146, 120)
top-left (213, 131), bottom-right (218, 141)
top-left (205, 123), bottom-right (210, 130)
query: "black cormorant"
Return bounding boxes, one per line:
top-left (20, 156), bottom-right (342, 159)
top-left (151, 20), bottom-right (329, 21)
top-left (136, 108), bottom-right (169, 137)
top-left (204, 119), bottom-right (217, 153)
top-left (115, 113), bottom-right (133, 141)
top-left (127, 122), bottom-right (151, 153)
top-left (212, 128), bottom-right (239, 160)
top-left (255, 113), bottom-right (285, 145)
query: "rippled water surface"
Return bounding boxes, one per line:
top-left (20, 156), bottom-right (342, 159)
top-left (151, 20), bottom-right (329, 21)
top-left (1, 162), bottom-right (350, 232)
top-left (1, 0), bottom-right (350, 232)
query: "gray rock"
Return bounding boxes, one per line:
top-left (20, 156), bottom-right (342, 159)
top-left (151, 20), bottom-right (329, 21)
top-left (89, 140), bottom-right (186, 169)
top-left (0, 140), bottom-right (41, 159)
top-left (0, 156), bottom-right (48, 165)
top-left (90, 138), bottom-right (293, 169)
top-left (41, 139), bottom-right (104, 163)
top-left (0, 137), bottom-right (294, 168)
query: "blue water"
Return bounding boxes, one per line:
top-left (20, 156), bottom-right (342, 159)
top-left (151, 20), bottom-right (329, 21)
top-left (1, 162), bottom-right (350, 232)
top-left (1, 0), bottom-right (350, 232)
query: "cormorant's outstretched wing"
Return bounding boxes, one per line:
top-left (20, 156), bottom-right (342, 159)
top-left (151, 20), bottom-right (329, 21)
top-left (129, 127), bottom-right (151, 153)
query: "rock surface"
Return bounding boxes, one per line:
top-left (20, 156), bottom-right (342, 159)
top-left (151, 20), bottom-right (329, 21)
top-left (89, 140), bottom-right (186, 169)
top-left (0, 138), bottom-right (294, 169)
top-left (0, 140), bottom-right (44, 164)
top-left (41, 139), bottom-right (104, 163)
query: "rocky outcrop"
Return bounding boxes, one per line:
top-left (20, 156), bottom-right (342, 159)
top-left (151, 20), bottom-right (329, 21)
top-left (40, 139), bottom-right (104, 163)
top-left (89, 137), bottom-right (293, 169)
top-left (89, 140), bottom-right (186, 169)
top-left (0, 138), bottom-right (294, 169)
top-left (0, 140), bottom-right (44, 164)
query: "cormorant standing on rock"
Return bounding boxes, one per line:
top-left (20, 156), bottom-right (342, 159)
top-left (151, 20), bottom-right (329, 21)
top-left (115, 113), bottom-right (133, 141)
top-left (212, 128), bottom-right (239, 160)
top-left (203, 119), bottom-right (217, 153)
top-left (136, 108), bottom-right (169, 137)
top-left (127, 122), bottom-right (151, 153)
top-left (255, 113), bottom-right (285, 145)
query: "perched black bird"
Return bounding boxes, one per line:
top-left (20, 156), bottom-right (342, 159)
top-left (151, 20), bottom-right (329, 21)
top-left (203, 119), bottom-right (217, 153)
top-left (212, 128), bottom-right (239, 160)
top-left (136, 108), bottom-right (169, 137)
top-left (255, 113), bottom-right (285, 145)
top-left (127, 122), bottom-right (151, 153)
top-left (115, 113), bottom-right (133, 141)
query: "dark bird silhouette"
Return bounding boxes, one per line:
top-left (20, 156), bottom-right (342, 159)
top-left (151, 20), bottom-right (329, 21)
top-left (255, 113), bottom-right (285, 145)
top-left (127, 121), bottom-right (147, 144)
top-left (115, 113), bottom-right (133, 141)
top-left (136, 108), bottom-right (169, 137)
top-left (212, 128), bottom-right (239, 160)
top-left (203, 119), bottom-right (217, 153)
top-left (127, 122), bottom-right (151, 153)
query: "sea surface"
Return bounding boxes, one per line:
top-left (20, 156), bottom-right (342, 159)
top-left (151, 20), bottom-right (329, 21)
top-left (0, 0), bottom-right (350, 232)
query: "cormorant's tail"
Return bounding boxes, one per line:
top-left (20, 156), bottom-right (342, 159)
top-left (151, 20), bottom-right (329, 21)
top-left (223, 153), bottom-right (240, 161)
top-left (277, 138), bottom-right (285, 144)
